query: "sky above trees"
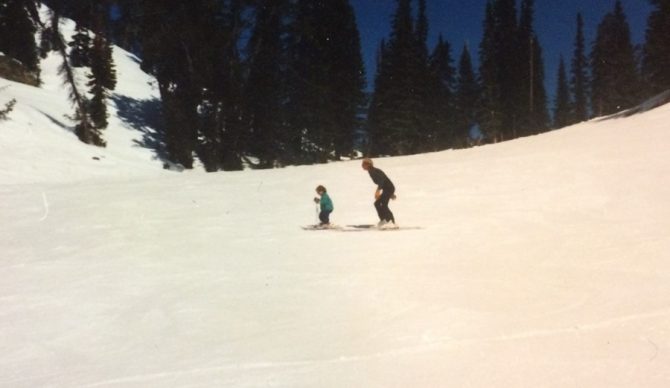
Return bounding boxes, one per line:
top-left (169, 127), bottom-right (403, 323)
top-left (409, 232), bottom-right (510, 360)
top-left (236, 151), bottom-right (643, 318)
top-left (351, 0), bottom-right (653, 94)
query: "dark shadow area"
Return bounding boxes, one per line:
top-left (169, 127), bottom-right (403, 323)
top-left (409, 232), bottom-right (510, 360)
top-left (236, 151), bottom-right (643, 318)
top-left (111, 95), bottom-right (169, 163)
top-left (595, 90), bottom-right (670, 121)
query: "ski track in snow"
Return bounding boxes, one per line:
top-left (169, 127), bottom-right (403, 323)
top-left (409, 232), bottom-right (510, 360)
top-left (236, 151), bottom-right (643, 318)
top-left (39, 191), bottom-right (49, 221)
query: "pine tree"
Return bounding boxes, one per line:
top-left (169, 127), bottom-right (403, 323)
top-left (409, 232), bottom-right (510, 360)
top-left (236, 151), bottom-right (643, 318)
top-left (517, 0), bottom-right (533, 134)
top-left (245, 0), bottom-right (287, 167)
top-left (286, 0), bottom-right (365, 163)
top-left (367, 0), bottom-right (426, 155)
top-left (216, 0), bottom-right (247, 171)
top-left (163, 0), bottom-right (250, 172)
top-left (478, 0), bottom-right (503, 142)
top-left (328, 0), bottom-right (366, 159)
top-left (99, 35), bottom-right (116, 91)
top-left (86, 64), bottom-right (108, 146)
top-left (283, 0), bottom-right (312, 163)
top-left (139, 0), bottom-right (252, 171)
top-left (477, 0), bottom-right (526, 142)
top-left (0, 98), bottom-right (17, 121)
top-left (517, 0), bottom-right (548, 136)
top-left (642, 0), bottom-right (670, 95)
top-left (528, 36), bottom-right (549, 134)
top-left (0, 0), bottom-right (40, 72)
top-left (493, 0), bottom-right (520, 140)
top-left (591, 0), bottom-right (639, 116)
top-left (553, 56), bottom-right (572, 128)
top-left (454, 44), bottom-right (479, 148)
top-left (69, 22), bottom-right (91, 67)
top-left (414, 0), bottom-right (439, 152)
top-left (428, 35), bottom-right (455, 150)
top-left (570, 13), bottom-right (589, 123)
top-left (415, 0), bottom-right (429, 58)
top-left (87, 25), bottom-right (117, 144)
top-left (139, 0), bottom-right (202, 169)
top-left (367, 39), bottom-right (390, 155)
top-left (49, 10), bottom-right (95, 146)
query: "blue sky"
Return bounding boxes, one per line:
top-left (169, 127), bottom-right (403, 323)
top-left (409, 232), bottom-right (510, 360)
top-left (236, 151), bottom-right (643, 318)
top-left (350, 0), bottom-right (653, 105)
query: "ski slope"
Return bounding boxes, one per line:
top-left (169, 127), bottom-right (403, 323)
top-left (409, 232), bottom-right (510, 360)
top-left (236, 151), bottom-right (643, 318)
top-left (2, 13), bottom-right (670, 388)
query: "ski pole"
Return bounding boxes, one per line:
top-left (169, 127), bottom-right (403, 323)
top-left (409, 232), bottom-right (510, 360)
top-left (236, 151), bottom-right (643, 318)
top-left (315, 201), bottom-right (320, 224)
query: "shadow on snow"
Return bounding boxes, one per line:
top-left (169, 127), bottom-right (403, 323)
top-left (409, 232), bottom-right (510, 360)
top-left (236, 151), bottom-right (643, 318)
top-left (111, 94), bottom-right (169, 164)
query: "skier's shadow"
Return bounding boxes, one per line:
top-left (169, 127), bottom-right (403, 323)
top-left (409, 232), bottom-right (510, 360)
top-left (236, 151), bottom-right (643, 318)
top-left (111, 95), bottom-right (168, 163)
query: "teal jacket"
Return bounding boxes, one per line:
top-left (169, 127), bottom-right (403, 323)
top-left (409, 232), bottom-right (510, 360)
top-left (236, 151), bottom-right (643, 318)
top-left (320, 192), bottom-right (334, 212)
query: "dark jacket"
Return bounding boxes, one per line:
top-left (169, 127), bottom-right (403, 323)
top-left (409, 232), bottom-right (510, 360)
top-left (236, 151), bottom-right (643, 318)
top-left (368, 167), bottom-right (395, 192)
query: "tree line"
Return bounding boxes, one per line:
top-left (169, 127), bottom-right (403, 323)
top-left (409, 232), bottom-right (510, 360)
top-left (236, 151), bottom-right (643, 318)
top-left (1, 0), bottom-right (670, 171)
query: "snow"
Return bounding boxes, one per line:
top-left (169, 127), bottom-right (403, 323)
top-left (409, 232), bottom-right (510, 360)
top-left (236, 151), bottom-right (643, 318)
top-left (0, 10), bottom-right (166, 186)
top-left (2, 11), bottom-right (670, 388)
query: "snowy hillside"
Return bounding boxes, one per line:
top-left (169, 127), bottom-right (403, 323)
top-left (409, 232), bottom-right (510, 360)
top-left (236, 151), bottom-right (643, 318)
top-left (2, 11), bottom-right (670, 388)
top-left (0, 9), bottom-right (166, 185)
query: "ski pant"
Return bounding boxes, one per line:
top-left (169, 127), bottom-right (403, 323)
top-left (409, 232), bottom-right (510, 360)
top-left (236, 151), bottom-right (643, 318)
top-left (374, 189), bottom-right (395, 223)
top-left (319, 210), bottom-right (332, 224)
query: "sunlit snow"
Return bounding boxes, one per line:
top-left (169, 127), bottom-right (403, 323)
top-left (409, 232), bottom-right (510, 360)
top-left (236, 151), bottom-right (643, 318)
top-left (1, 9), bottom-right (669, 388)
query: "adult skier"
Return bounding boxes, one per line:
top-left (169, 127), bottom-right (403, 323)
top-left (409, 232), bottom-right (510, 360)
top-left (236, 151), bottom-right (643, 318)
top-left (361, 158), bottom-right (396, 227)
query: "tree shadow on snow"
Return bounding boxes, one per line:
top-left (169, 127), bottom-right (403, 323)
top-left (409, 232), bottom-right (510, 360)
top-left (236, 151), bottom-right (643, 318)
top-left (111, 95), bottom-right (169, 163)
top-left (38, 110), bottom-right (73, 133)
top-left (595, 91), bottom-right (670, 122)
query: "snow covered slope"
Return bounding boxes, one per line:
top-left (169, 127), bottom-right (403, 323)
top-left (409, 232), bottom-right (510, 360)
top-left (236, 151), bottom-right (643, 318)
top-left (0, 9), bottom-right (166, 185)
top-left (1, 11), bottom-right (670, 388)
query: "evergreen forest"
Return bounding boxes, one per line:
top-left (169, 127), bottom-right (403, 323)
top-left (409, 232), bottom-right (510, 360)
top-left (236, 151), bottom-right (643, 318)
top-left (1, 0), bottom-right (669, 171)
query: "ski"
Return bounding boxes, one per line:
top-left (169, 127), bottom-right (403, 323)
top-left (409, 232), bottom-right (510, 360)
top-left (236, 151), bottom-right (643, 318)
top-left (301, 224), bottom-right (422, 232)
top-left (345, 224), bottom-right (422, 231)
top-left (300, 224), bottom-right (344, 231)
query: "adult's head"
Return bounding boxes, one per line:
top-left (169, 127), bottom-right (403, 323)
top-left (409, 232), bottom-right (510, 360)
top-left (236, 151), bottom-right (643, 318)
top-left (361, 158), bottom-right (373, 171)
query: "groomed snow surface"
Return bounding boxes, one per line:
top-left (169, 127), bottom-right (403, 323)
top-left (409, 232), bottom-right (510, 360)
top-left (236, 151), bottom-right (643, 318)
top-left (2, 14), bottom-right (670, 388)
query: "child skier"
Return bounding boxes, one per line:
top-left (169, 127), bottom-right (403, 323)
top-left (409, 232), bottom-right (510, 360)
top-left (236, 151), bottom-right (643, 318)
top-left (313, 185), bottom-right (334, 227)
